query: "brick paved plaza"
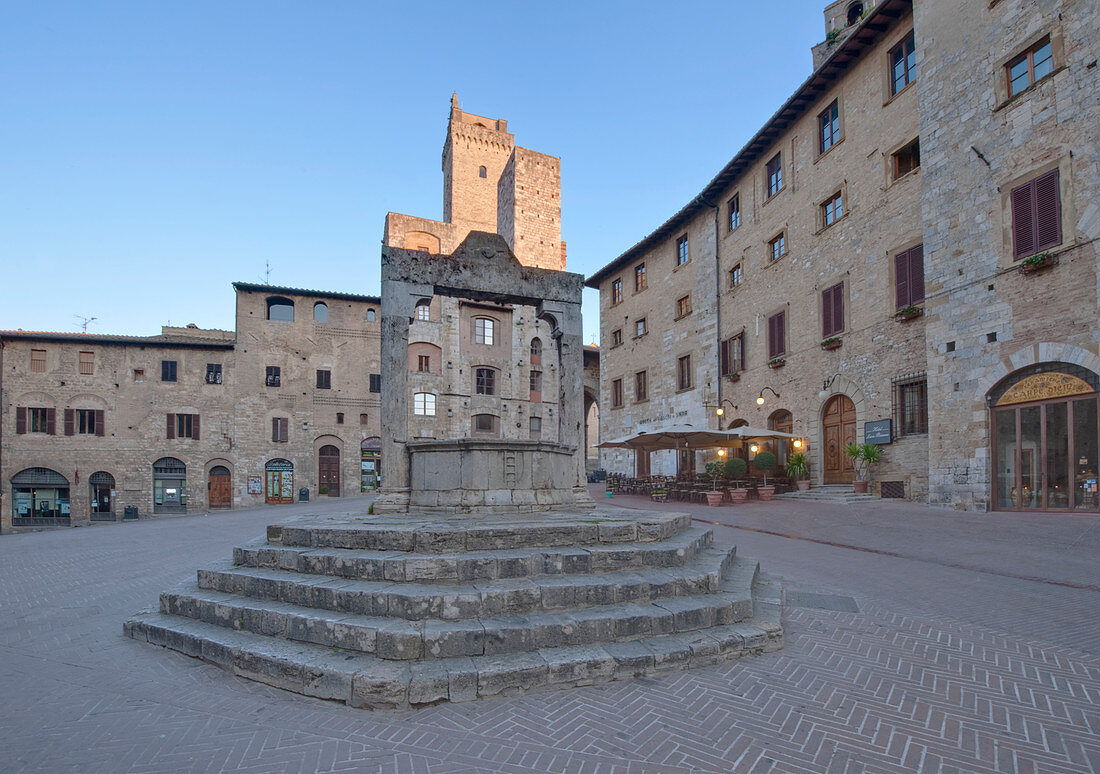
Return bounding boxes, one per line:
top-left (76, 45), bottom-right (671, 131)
top-left (1, 488), bottom-right (1097, 773)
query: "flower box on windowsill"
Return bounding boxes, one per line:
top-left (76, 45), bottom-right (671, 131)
top-left (821, 337), bottom-right (842, 351)
top-left (1019, 251), bottom-right (1058, 275)
top-left (725, 372), bottom-right (741, 383)
top-left (768, 358), bottom-right (786, 369)
top-left (893, 306), bottom-right (924, 322)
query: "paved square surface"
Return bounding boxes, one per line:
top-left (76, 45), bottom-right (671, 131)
top-left (1, 489), bottom-right (1097, 773)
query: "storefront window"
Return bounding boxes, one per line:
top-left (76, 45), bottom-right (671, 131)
top-left (11, 468), bottom-right (70, 523)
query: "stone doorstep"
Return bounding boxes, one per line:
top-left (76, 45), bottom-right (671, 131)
top-left (195, 546), bottom-right (737, 622)
top-left (124, 608), bottom-right (782, 710)
top-left (158, 556), bottom-right (758, 660)
top-left (232, 526), bottom-right (715, 583)
top-left (267, 512), bottom-right (692, 552)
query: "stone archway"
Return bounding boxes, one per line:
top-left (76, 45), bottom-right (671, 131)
top-left (822, 395), bottom-right (857, 483)
top-left (808, 375), bottom-right (867, 486)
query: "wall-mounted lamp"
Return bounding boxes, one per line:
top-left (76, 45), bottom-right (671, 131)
top-left (793, 438), bottom-right (804, 449)
top-left (756, 386), bottom-right (780, 406)
top-left (703, 398), bottom-right (738, 417)
top-left (749, 443), bottom-right (760, 454)
top-left (818, 373), bottom-right (842, 400)
top-left (717, 448), bottom-right (726, 457)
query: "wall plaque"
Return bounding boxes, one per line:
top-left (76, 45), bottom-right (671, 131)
top-left (864, 419), bottom-right (892, 445)
top-left (995, 372), bottom-right (1093, 406)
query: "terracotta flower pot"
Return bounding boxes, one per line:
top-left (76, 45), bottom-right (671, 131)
top-left (796, 480), bottom-right (811, 491)
top-left (853, 480), bottom-right (869, 493)
top-left (705, 491), bottom-right (725, 507)
top-left (757, 486), bottom-right (776, 501)
top-left (727, 488), bottom-right (748, 504)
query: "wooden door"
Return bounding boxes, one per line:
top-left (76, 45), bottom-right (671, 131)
top-left (208, 467), bottom-right (232, 509)
top-left (318, 445), bottom-right (340, 496)
top-left (823, 395), bottom-right (857, 483)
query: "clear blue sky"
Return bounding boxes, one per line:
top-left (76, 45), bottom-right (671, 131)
top-left (1, 1), bottom-right (827, 345)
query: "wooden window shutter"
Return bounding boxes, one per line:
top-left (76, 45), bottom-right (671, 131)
top-left (1034, 169), bottom-right (1062, 252)
top-left (767, 315), bottom-right (777, 359)
top-left (272, 418), bottom-right (279, 442)
top-left (280, 418), bottom-right (288, 443)
top-left (192, 414), bottom-right (200, 440)
top-left (64, 408), bottom-right (75, 436)
top-left (895, 251), bottom-right (911, 308)
top-left (719, 338), bottom-right (730, 376)
top-left (16, 406), bottom-right (26, 434)
top-left (167, 413), bottom-right (176, 439)
top-left (95, 409), bottom-right (105, 437)
top-left (908, 245), bottom-right (925, 303)
top-left (1011, 182), bottom-right (1037, 259)
top-left (834, 284), bottom-right (844, 333)
top-left (46, 407), bottom-right (56, 435)
top-left (737, 334), bottom-right (745, 371)
top-left (777, 311), bottom-right (786, 356)
top-left (822, 288), bottom-right (834, 337)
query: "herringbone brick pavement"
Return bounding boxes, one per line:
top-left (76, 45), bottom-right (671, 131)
top-left (0, 495), bottom-right (1096, 773)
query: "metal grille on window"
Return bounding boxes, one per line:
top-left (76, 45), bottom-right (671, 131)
top-left (892, 373), bottom-right (928, 435)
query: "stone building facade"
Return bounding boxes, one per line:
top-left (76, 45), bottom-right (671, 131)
top-left (588, 0), bottom-right (1099, 513)
top-left (1, 283), bottom-right (382, 530)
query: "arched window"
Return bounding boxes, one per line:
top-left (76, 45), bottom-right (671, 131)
top-left (313, 302), bottom-right (328, 322)
top-left (11, 467), bottom-right (70, 522)
top-left (415, 302), bottom-right (431, 321)
top-left (413, 392), bottom-right (436, 416)
top-left (530, 337), bottom-right (542, 365)
top-left (366, 309), bottom-right (376, 322)
top-left (474, 317), bottom-right (495, 346)
top-left (478, 165), bottom-right (487, 178)
top-left (846, 2), bottom-right (863, 24)
top-left (153, 457), bottom-right (187, 513)
top-left (266, 297), bottom-right (294, 322)
top-left (768, 409), bottom-right (794, 468)
top-left (472, 413), bottom-right (498, 435)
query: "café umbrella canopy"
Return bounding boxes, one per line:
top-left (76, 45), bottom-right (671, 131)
top-left (596, 424), bottom-right (746, 450)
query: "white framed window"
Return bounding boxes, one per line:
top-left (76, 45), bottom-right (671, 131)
top-left (413, 392), bottom-right (436, 416)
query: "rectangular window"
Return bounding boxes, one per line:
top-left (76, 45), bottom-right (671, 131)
top-left (476, 368), bottom-right (496, 395)
top-left (611, 278), bottom-right (623, 305)
top-left (413, 393), bottom-right (436, 416)
top-left (161, 360), bottom-right (177, 382)
top-left (612, 378), bottom-right (623, 408)
top-left (205, 363), bottom-right (222, 384)
top-left (360, 413), bottom-right (368, 425)
top-left (893, 138), bottom-right (920, 180)
top-left (530, 370), bottom-right (542, 394)
top-left (369, 373), bottom-right (381, 393)
top-left (634, 370), bottom-right (647, 402)
top-left (76, 408), bottom-right (98, 435)
top-left (28, 407), bottom-right (54, 434)
top-left (30, 349), bottom-right (46, 373)
top-left (416, 303), bottom-right (430, 321)
top-left (720, 333), bottom-right (744, 376)
top-left (894, 375), bottom-right (928, 435)
top-left (894, 244), bottom-right (926, 309)
top-left (677, 355), bottom-right (692, 391)
top-left (1010, 168), bottom-right (1062, 260)
top-left (1008, 37), bottom-right (1053, 97)
top-left (766, 154), bottom-right (782, 197)
top-left (266, 366), bottom-right (281, 387)
top-left (729, 263), bottom-right (743, 288)
top-left (634, 263), bottom-right (647, 292)
top-left (890, 32), bottom-right (916, 95)
top-left (336, 412), bottom-right (344, 424)
top-left (635, 318), bottom-right (647, 337)
top-left (768, 311), bottom-right (787, 359)
top-left (819, 100), bottom-right (839, 154)
top-left (728, 194), bottom-right (741, 231)
top-left (133, 369), bottom-right (145, 382)
top-left (822, 192), bottom-right (843, 227)
top-left (171, 413), bottom-right (199, 440)
top-left (529, 416), bottom-right (542, 439)
top-left (676, 235), bottom-right (689, 266)
top-left (473, 414), bottom-right (497, 434)
top-left (417, 355), bottom-right (430, 372)
top-left (676, 295), bottom-right (691, 318)
top-left (769, 233), bottom-right (786, 262)
top-left (272, 417), bottom-right (289, 443)
top-left (822, 282), bottom-right (845, 338)
top-left (78, 351), bottom-right (94, 375)
top-left (611, 328), bottom-right (623, 347)
top-left (316, 369), bottom-right (332, 389)
top-left (474, 317), bottom-right (495, 345)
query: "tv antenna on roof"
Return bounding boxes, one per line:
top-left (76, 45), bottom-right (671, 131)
top-left (74, 314), bottom-right (97, 333)
top-left (260, 260), bottom-right (272, 285)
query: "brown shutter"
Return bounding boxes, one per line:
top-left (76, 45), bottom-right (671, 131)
top-left (737, 334), bottom-right (745, 371)
top-left (16, 406), bottom-right (26, 434)
top-left (280, 418), bottom-right (288, 443)
top-left (908, 245), bottom-right (925, 303)
top-left (1011, 182), bottom-right (1036, 259)
top-left (895, 251), bottom-right (910, 308)
top-left (46, 407), bottom-right (56, 435)
top-left (192, 414), bottom-right (200, 440)
top-left (64, 409), bottom-right (75, 436)
top-left (822, 288), bottom-right (833, 338)
top-left (834, 284), bottom-right (844, 333)
top-left (167, 413), bottom-right (176, 439)
top-left (272, 417), bottom-right (279, 442)
top-left (719, 338), bottom-right (730, 376)
top-left (95, 409), bottom-right (105, 437)
top-left (1034, 168), bottom-right (1062, 252)
top-left (777, 311), bottom-right (786, 356)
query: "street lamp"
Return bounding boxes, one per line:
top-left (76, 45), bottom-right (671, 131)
top-left (703, 398), bottom-right (738, 417)
top-left (756, 386), bottom-right (780, 406)
top-left (818, 373), bottom-right (842, 400)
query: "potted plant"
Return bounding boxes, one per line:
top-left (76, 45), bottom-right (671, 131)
top-left (786, 452), bottom-right (810, 491)
top-left (768, 358), bottom-right (786, 369)
top-left (844, 442), bottom-right (883, 493)
top-left (726, 371), bottom-right (741, 383)
top-left (703, 461), bottom-right (726, 506)
top-left (893, 305), bottom-right (923, 321)
top-left (1019, 250), bottom-right (1057, 274)
top-left (821, 337), bottom-right (842, 351)
top-left (724, 457), bottom-right (749, 503)
top-left (753, 451), bottom-right (778, 500)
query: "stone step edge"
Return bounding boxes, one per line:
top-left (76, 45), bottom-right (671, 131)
top-left (196, 545), bottom-right (737, 622)
top-left (233, 526), bottom-right (714, 583)
top-left (124, 608), bottom-right (783, 710)
top-left (267, 512), bottom-right (692, 553)
top-left (161, 556), bottom-right (759, 660)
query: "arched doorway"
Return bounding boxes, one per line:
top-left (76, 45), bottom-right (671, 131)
top-left (208, 466), bottom-right (232, 509)
top-left (768, 409), bottom-right (794, 471)
top-left (11, 468), bottom-right (70, 525)
top-left (153, 457), bottom-right (187, 513)
top-left (318, 446), bottom-right (340, 496)
top-left (822, 395), bottom-right (857, 483)
top-left (988, 363), bottom-right (1099, 511)
top-left (89, 471), bottom-right (115, 521)
top-left (361, 437), bottom-right (382, 490)
top-left (265, 459), bottom-right (294, 504)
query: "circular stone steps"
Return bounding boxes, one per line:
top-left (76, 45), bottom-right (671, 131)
top-left (125, 508), bottom-right (783, 708)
